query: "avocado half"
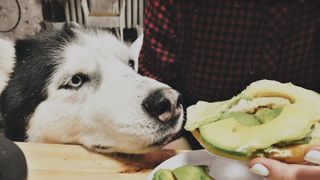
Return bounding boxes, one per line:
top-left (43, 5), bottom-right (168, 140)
top-left (185, 80), bottom-right (320, 163)
top-left (153, 165), bottom-right (213, 180)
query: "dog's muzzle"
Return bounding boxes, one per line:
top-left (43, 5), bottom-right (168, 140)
top-left (142, 88), bottom-right (183, 123)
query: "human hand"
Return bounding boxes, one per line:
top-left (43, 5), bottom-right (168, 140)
top-left (249, 146), bottom-right (320, 180)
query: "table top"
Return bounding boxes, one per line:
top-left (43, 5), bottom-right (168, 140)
top-left (16, 142), bottom-right (181, 180)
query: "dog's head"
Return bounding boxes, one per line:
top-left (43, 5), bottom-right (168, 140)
top-left (0, 25), bottom-right (183, 154)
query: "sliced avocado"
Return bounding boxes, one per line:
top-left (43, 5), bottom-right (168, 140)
top-left (152, 169), bottom-right (176, 180)
top-left (255, 108), bottom-right (282, 124)
top-left (273, 136), bottom-right (312, 148)
top-left (172, 165), bottom-right (214, 180)
top-left (187, 80), bottom-right (320, 159)
top-left (220, 111), bottom-right (260, 126)
top-left (185, 95), bottom-right (244, 131)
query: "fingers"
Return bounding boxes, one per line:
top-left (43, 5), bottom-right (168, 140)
top-left (249, 146), bottom-right (320, 179)
top-left (250, 157), bottom-right (320, 180)
top-left (305, 146), bottom-right (320, 165)
top-left (292, 165), bottom-right (320, 180)
top-left (305, 146), bottom-right (320, 153)
top-left (249, 157), bottom-right (294, 179)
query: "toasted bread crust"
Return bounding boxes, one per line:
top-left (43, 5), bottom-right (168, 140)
top-left (193, 129), bottom-right (318, 164)
top-left (265, 139), bottom-right (320, 163)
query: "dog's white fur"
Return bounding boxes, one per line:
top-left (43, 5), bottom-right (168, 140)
top-left (0, 28), bottom-right (183, 154)
top-left (0, 38), bottom-right (15, 93)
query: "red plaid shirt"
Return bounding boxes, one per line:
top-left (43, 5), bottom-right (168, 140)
top-left (139, 0), bottom-right (320, 107)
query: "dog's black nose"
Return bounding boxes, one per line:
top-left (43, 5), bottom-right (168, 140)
top-left (142, 88), bottom-right (183, 122)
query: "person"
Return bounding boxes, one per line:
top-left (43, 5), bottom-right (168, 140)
top-left (138, 0), bottom-right (320, 179)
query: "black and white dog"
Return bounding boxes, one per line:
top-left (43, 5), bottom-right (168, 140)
top-left (0, 24), bottom-right (183, 154)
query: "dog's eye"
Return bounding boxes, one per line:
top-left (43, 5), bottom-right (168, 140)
top-left (128, 59), bottom-right (135, 70)
top-left (60, 74), bottom-right (89, 89)
top-left (69, 75), bottom-right (82, 87)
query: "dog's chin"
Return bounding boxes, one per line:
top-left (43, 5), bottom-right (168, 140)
top-left (90, 132), bottom-right (181, 155)
top-left (149, 132), bottom-right (181, 148)
top-left (121, 133), bottom-right (180, 154)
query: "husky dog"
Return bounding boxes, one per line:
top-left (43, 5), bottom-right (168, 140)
top-left (0, 24), bottom-right (183, 154)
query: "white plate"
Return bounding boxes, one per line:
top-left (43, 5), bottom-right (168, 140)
top-left (147, 150), bottom-right (263, 180)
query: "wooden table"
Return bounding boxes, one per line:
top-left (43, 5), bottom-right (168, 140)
top-left (16, 142), bottom-right (181, 180)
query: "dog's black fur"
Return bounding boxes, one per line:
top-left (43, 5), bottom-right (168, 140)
top-left (1, 27), bottom-right (77, 141)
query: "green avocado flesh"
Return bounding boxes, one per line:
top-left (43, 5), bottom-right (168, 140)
top-left (220, 111), bottom-right (260, 126)
top-left (219, 107), bottom-right (282, 126)
top-left (186, 80), bottom-right (320, 158)
top-left (255, 108), bottom-right (282, 124)
top-left (153, 165), bottom-right (214, 180)
top-left (152, 169), bottom-right (176, 180)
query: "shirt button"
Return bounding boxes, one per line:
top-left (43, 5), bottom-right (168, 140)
top-left (169, 33), bottom-right (177, 39)
top-left (234, 0), bottom-right (245, 8)
top-left (191, 2), bottom-right (199, 13)
top-left (249, 69), bottom-right (255, 76)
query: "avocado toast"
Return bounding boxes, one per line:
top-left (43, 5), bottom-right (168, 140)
top-left (185, 80), bottom-right (320, 163)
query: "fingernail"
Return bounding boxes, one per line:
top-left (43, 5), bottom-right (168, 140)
top-left (250, 163), bottom-right (269, 176)
top-left (304, 150), bottom-right (320, 164)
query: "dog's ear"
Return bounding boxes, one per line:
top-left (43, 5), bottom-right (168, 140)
top-left (64, 22), bottom-right (82, 30)
top-left (0, 38), bottom-right (15, 94)
top-left (130, 34), bottom-right (144, 72)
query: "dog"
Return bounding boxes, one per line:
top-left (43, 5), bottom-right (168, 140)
top-left (0, 24), bottom-right (183, 154)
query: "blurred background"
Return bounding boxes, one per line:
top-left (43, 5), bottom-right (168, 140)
top-left (0, 0), bottom-right (144, 41)
top-left (0, 0), bottom-right (145, 134)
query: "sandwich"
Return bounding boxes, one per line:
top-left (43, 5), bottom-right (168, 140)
top-left (185, 80), bottom-right (320, 163)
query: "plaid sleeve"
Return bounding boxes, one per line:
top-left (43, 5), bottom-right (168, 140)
top-left (138, 0), bottom-right (179, 87)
